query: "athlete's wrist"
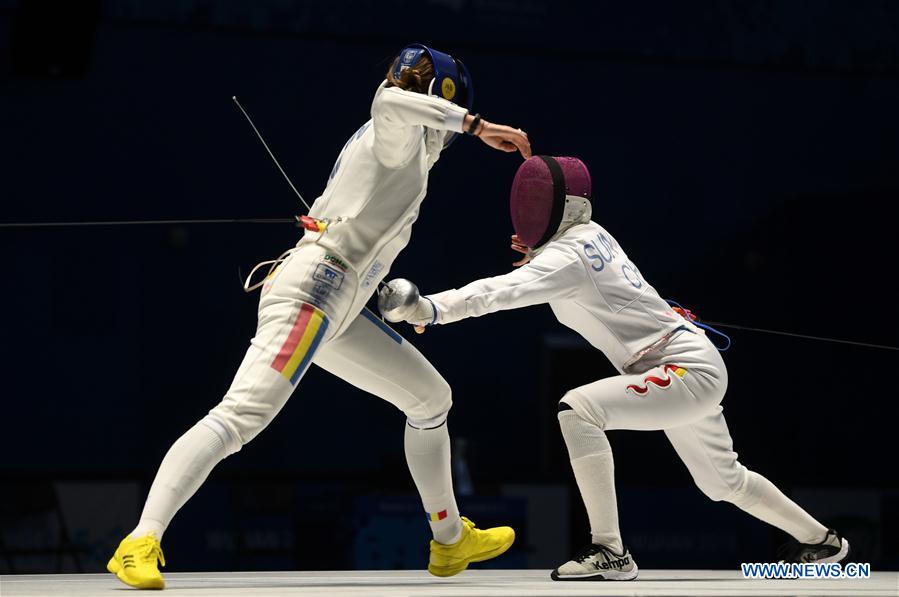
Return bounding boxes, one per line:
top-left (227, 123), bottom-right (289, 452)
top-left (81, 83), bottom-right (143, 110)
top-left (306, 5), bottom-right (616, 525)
top-left (424, 296), bottom-right (438, 325)
top-left (463, 113), bottom-right (487, 136)
top-left (412, 296), bottom-right (439, 326)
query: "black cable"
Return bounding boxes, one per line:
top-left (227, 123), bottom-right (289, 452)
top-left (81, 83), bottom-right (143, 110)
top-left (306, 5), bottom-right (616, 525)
top-left (2, 217), bottom-right (896, 352)
top-left (705, 321), bottom-right (898, 352)
top-left (0, 218), bottom-right (295, 228)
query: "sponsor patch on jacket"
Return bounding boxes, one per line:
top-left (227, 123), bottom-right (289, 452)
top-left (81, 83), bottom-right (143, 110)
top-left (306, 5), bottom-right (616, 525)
top-left (361, 260), bottom-right (384, 289)
top-left (313, 264), bottom-right (344, 289)
top-left (309, 281), bottom-right (332, 307)
top-left (323, 253), bottom-right (348, 272)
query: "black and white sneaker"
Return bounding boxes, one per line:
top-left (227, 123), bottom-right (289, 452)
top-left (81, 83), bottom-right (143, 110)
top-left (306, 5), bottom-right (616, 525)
top-left (777, 529), bottom-right (850, 564)
top-left (550, 543), bottom-right (638, 581)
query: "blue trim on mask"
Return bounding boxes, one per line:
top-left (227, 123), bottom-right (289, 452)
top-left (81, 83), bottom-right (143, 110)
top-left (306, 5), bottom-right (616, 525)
top-left (393, 43), bottom-right (474, 147)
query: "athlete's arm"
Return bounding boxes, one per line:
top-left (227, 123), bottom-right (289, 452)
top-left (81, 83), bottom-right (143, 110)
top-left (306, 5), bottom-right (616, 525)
top-left (373, 86), bottom-right (468, 134)
top-left (371, 85), bottom-right (466, 167)
top-left (420, 243), bottom-right (581, 326)
top-left (371, 85), bottom-right (530, 167)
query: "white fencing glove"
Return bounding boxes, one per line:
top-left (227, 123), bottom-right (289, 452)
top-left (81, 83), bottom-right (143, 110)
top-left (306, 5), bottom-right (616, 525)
top-left (378, 279), bottom-right (438, 330)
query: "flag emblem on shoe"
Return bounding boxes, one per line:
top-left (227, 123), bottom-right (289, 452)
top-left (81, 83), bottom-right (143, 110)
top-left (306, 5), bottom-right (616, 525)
top-left (626, 364), bottom-right (687, 396)
top-left (271, 303), bottom-right (329, 384)
top-left (427, 510), bottom-right (448, 522)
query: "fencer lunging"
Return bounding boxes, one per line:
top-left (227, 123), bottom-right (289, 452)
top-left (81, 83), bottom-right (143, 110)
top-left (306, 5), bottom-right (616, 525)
top-left (389, 155), bottom-right (849, 581)
top-left (107, 44), bottom-right (531, 590)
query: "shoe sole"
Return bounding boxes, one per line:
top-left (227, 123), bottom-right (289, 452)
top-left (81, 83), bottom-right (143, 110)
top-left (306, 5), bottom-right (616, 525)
top-left (818, 538), bottom-right (851, 565)
top-left (777, 538), bottom-right (851, 569)
top-left (550, 564), bottom-right (639, 582)
top-left (428, 533), bottom-right (516, 578)
top-left (107, 555), bottom-right (165, 590)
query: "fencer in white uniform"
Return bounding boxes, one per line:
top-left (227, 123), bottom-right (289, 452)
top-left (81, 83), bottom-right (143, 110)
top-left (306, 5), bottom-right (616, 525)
top-left (390, 155), bottom-right (849, 581)
top-left (107, 44), bottom-right (531, 590)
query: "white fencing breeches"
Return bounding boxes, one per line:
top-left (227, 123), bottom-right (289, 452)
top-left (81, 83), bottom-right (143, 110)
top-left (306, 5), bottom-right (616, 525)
top-left (134, 243), bottom-right (454, 540)
top-left (558, 329), bottom-right (828, 542)
top-left (206, 243), bottom-right (452, 451)
top-left (561, 329), bottom-right (748, 501)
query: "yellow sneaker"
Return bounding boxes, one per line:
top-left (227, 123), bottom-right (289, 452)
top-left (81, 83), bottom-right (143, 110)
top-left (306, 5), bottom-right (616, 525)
top-left (428, 516), bottom-right (515, 577)
top-left (107, 533), bottom-right (166, 589)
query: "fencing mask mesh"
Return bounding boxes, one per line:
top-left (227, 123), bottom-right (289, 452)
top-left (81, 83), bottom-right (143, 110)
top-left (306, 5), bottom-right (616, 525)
top-left (510, 156), bottom-right (592, 249)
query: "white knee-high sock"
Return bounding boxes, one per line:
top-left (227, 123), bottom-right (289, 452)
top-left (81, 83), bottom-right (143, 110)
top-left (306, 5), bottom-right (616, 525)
top-left (404, 418), bottom-right (462, 545)
top-left (558, 410), bottom-right (624, 553)
top-left (726, 470), bottom-right (828, 544)
top-left (131, 420), bottom-right (230, 541)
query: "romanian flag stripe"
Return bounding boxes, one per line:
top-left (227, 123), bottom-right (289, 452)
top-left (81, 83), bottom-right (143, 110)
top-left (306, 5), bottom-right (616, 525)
top-left (271, 304), bottom-right (329, 384)
top-left (272, 305), bottom-right (314, 372)
top-left (292, 316), bottom-right (328, 384)
top-left (427, 510), bottom-right (448, 522)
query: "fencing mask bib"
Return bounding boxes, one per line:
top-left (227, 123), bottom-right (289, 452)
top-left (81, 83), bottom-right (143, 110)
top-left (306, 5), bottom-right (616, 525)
top-left (510, 156), bottom-right (592, 249)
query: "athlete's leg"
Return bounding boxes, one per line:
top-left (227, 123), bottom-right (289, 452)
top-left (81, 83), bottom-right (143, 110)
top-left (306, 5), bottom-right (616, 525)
top-left (131, 250), bottom-right (337, 542)
top-left (132, 299), bottom-right (330, 540)
top-left (557, 376), bottom-right (708, 553)
top-left (557, 405), bottom-right (622, 552)
top-left (553, 403), bottom-right (638, 581)
top-left (110, 285), bottom-right (332, 589)
top-left (552, 331), bottom-right (726, 580)
top-left (665, 407), bottom-right (829, 544)
top-left (552, 359), bottom-right (711, 580)
top-left (313, 308), bottom-right (515, 577)
top-left (554, 332), bottom-right (725, 543)
top-left (312, 308), bottom-right (460, 543)
top-left (555, 330), bottom-right (727, 542)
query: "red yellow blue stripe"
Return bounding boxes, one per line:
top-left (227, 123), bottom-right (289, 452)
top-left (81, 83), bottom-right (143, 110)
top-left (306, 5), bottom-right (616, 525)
top-left (427, 510), bottom-right (448, 522)
top-left (271, 303), bottom-right (329, 384)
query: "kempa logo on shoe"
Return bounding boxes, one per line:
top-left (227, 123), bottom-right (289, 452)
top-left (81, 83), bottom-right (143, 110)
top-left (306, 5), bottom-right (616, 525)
top-left (592, 556), bottom-right (630, 571)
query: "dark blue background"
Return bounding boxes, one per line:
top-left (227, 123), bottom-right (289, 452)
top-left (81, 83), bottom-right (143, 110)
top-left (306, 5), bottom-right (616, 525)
top-left (1, 0), bottom-right (897, 573)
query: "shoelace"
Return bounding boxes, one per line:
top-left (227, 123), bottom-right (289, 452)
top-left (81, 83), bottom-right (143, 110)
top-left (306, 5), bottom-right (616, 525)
top-left (666, 299), bottom-right (732, 351)
top-left (138, 537), bottom-right (166, 567)
top-left (573, 543), bottom-right (606, 564)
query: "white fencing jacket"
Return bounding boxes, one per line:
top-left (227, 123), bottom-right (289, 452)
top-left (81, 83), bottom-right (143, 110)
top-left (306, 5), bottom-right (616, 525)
top-left (303, 82), bottom-right (468, 281)
top-left (428, 221), bottom-right (687, 370)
